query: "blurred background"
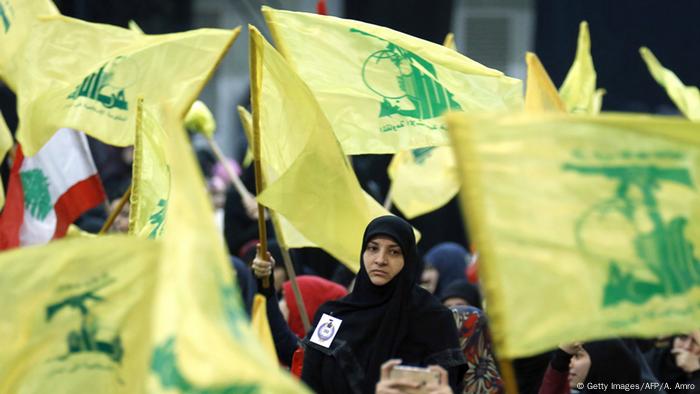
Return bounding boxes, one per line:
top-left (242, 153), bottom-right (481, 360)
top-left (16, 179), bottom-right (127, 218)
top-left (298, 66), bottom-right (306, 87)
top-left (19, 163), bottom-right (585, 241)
top-left (2, 0), bottom-right (699, 252)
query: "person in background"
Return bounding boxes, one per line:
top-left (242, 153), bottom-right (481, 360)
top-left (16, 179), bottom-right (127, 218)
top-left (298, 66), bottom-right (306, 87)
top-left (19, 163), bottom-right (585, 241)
top-left (450, 306), bottom-right (504, 393)
top-left (424, 242), bottom-right (470, 298)
top-left (420, 262), bottom-right (440, 294)
top-left (647, 331), bottom-right (700, 394)
top-left (301, 216), bottom-right (466, 394)
top-left (441, 280), bottom-right (483, 310)
top-left (538, 339), bottom-right (642, 394)
top-left (280, 275), bottom-right (347, 339)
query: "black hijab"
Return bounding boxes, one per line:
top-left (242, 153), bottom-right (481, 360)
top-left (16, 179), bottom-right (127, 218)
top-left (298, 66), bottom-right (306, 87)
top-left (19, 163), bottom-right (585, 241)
top-left (307, 215), bottom-right (465, 393)
top-left (582, 339), bottom-right (642, 393)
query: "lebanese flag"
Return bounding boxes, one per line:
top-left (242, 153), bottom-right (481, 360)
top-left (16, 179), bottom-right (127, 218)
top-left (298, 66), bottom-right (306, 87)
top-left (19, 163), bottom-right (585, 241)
top-left (0, 128), bottom-right (105, 249)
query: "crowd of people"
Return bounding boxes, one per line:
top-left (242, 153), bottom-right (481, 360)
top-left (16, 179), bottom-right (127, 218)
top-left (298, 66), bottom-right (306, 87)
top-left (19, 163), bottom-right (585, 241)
top-left (87, 137), bottom-right (699, 394)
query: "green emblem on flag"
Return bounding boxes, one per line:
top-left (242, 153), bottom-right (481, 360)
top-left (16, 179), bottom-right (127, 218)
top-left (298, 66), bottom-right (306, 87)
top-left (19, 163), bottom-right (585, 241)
top-left (350, 28), bottom-right (462, 120)
top-left (565, 162), bottom-right (700, 307)
top-left (411, 147), bottom-right (435, 164)
top-left (45, 282), bottom-right (123, 363)
top-left (67, 56), bottom-right (134, 111)
top-left (147, 198), bottom-right (168, 239)
top-left (20, 168), bottom-right (52, 221)
top-left (0, 1), bottom-right (10, 33)
top-left (151, 337), bottom-right (259, 394)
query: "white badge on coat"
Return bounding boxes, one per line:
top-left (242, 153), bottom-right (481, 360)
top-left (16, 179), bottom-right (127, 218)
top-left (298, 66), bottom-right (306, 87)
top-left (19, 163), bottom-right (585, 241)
top-left (309, 313), bottom-right (343, 348)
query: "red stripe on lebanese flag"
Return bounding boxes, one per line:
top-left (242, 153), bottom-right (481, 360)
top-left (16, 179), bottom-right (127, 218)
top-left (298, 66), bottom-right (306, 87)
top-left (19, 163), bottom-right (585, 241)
top-left (0, 128), bottom-right (105, 250)
top-left (53, 174), bottom-right (105, 239)
top-left (0, 148), bottom-right (26, 249)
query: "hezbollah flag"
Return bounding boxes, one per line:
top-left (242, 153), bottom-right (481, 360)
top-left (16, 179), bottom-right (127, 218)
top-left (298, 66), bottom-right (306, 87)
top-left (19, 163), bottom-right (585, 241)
top-left (448, 111), bottom-right (700, 357)
top-left (237, 105), bottom-right (315, 250)
top-left (640, 47), bottom-right (700, 121)
top-left (0, 0), bottom-right (59, 92)
top-left (263, 6), bottom-right (522, 154)
top-left (14, 14), bottom-right (238, 156)
top-left (249, 25), bottom-right (396, 272)
top-left (0, 112), bottom-right (13, 208)
top-left (0, 107), bottom-right (308, 393)
top-left (129, 100), bottom-right (169, 240)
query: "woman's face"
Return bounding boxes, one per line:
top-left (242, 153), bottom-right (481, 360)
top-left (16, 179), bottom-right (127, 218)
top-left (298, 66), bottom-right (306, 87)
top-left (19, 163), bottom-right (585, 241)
top-left (363, 235), bottom-right (405, 286)
top-left (568, 348), bottom-right (591, 388)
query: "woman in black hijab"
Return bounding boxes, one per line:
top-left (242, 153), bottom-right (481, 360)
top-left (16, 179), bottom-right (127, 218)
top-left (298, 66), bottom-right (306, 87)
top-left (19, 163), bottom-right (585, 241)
top-left (301, 215), bottom-right (466, 393)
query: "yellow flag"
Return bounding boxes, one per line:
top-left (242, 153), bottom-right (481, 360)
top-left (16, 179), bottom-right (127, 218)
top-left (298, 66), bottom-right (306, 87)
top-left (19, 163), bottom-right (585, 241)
top-left (0, 112), bottom-right (13, 208)
top-left (559, 21), bottom-right (597, 114)
top-left (237, 105), bottom-right (314, 249)
top-left (0, 235), bottom-right (162, 393)
top-left (251, 294), bottom-right (278, 361)
top-left (250, 25), bottom-right (397, 272)
top-left (263, 6), bottom-right (522, 154)
top-left (524, 52), bottom-right (566, 113)
top-left (387, 146), bottom-right (459, 218)
top-left (0, 103), bottom-right (307, 392)
top-left (129, 99), bottom-right (170, 239)
top-left (15, 15), bottom-right (238, 156)
top-left (640, 47), bottom-right (700, 121)
top-left (154, 105), bottom-right (307, 393)
top-left (0, 0), bottom-right (59, 92)
top-left (448, 111), bottom-right (700, 357)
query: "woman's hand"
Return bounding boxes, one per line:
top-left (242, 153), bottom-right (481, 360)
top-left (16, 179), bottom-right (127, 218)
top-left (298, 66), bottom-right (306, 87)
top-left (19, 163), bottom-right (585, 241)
top-left (425, 365), bottom-right (453, 394)
top-left (376, 359), bottom-right (420, 394)
top-left (251, 244), bottom-right (274, 279)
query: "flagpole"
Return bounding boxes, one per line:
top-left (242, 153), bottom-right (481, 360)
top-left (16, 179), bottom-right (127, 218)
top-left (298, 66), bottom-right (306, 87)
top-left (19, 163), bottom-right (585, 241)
top-left (498, 359), bottom-right (519, 394)
top-left (99, 185), bottom-right (131, 234)
top-left (280, 246), bottom-right (311, 332)
top-left (206, 137), bottom-right (258, 211)
top-left (250, 29), bottom-right (269, 289)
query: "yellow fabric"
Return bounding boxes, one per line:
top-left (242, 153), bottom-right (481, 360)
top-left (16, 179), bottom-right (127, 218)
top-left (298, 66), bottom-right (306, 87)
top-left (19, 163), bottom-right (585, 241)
top-left (128, 19), bottom-right (143, 34)
top-left (0, 107), bottom-right (307, 393)
top-left (386, 30), bottom-right (504, 219)
top-left (263, 6), bottom-right (523, 154)
top-left (15, 14), bottom-right (238, 156)
top-left (0, 235), bottom-right (162, 393)
top-left (251, 294), bottom-right (278, 361)
top-left (524, 52), bottom-right (566, 113)
top-left (237, 106), bottom-right (254, 168)
top-left (640, 47), bottom-right (700, 121)
top-left (0, 111), bottom-right (13, 208)
top-left (250, 26), bottom-right (397, 272)
top-left (387, 146), bottom-right (459, 218)
top-left (559, 21), bottom-right (597, 114)
top-left (237, 105), bottom-right (314, 249)
top-left (185, 100), bottom-right (216, 139)
top-left (0, 0), bottom-right (59, 92)
top-left (151, 108), bottom-right (306, 392)
top-left (129, 100), bottom-right (170, 240)
top-left (442, 32), bottom-right (456, 50)
top-left (448, 111), bottom-right (700, 357)
top-left (591, 88), bottom-right (606, 115)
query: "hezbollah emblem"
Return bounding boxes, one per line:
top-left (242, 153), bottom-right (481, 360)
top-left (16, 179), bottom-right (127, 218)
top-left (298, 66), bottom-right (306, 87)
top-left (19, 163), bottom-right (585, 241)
top-left (350, 28), bottom-right (462, 120)
top-left (564, 158), bottom-right (700, 307)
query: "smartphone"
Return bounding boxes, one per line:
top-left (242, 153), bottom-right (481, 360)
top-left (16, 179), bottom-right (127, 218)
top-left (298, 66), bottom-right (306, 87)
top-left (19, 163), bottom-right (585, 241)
top-left (388, 365), bottom-right (441, 394)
